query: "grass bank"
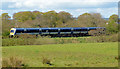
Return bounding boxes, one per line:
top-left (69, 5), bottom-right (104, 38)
top-left (2, 34), bottom-right (118, 46)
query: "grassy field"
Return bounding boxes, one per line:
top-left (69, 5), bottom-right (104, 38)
top-left (2, 42), bottom-right (118, 67)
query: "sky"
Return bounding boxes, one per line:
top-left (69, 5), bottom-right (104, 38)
top-left (0, 0), bottom-right (119, 18)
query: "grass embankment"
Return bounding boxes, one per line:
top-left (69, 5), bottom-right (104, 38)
top-left (2, 34), bottom-right (118, 46)
top-left (2, 42), bottom-right (118, 67)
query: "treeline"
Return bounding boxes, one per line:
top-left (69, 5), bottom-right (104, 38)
top-left (1, 10), bottom-right (119, 37)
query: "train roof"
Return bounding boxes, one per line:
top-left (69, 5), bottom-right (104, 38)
top-left (12, 27), bottom-right (105, 30)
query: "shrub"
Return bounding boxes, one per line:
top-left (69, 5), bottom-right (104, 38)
top-left (2, 56), bottom-right (28, 67)
top-left (42, 57), bottom-right (52, 65)
top-left (17, 34), bottom-right (37, 38)
top-left (86, 34), bottom-right (118, 43)
top-left (2, 38), bottom-right (36, 46)
top-left (2, 34), bottom-right (118, 46)
top-left (2, 31), bottom-right (10, 37)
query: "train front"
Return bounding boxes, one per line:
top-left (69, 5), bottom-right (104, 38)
top-left (10, 28), bottom-right (16, 37)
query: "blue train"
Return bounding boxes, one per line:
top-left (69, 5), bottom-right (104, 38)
top-left (10, 27), bottom-right (105, 37)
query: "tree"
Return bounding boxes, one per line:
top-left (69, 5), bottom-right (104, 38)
top-left (32, 11), bottom-right (43, 19)
top-left (24, 11), bottom-right (59, 28)
top-left (57, 11), bottom-right (73, 27)
top-left (77, 13), bottom-right (106, 27)
top-left (2, 13), bottom-right (15, 37)
top-left (0, 15), bottom-right (2, 35)
top-left (43, 11), bottom-right (58, 27)
top-left (2, 13), bottom-right (11, 20)
top-left (13, 11), bottom-right (35, 23)
top-left (90, 13), bottom-right (106, 27)
top-left (106, 14), bottom-right (118, 34)
top-left (77, 13), bottom-right (92, 27)
top-left (109, 14), bottom-right (118, 23)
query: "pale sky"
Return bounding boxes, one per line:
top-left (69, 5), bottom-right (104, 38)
top-left (1, 0), bottom-right (119, 18)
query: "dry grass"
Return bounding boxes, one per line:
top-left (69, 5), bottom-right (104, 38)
top-left (42, 57), bottom-right (52, 65)
top-left (2, 34), bottom-right (118, 46)
top-left (2, 56), bottom-right (27, 67)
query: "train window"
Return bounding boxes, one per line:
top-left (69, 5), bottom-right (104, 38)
top-left (73, 29), bottom-right (88, 31)
top-left (49, 29), bottom-right (58, 32)
top-left (10, 30), bottom-right (14, 33)
top-left (42, 29), bottom-right (48, 32)
top-left (60, 29), bottom-right (71, 32)
top-left (73, 29), bottom-right (81, 31)
top-left (16, 29), bottom-right (24, 33)
top-left (81, 29), bottom-right (88, 31)
top-left (42, 30), bottom-right (45, 32)
top-left (26, 29), bottom-right (39, 33)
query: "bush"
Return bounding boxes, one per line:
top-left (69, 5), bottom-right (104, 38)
top-left (2, 31), bottom-right (10, 37)
top-left (2, 38), bottom-right (36, 46)
top-left (86, 34), bottom-right (118, 43)
top-left (17, 34), bottom-right (37, 38)
top-left (42, 57), bottom-right (52, 65)
top-left (2, 56), bottom-right (28, 67)
top-left (2, 34), bottom-right (118, 46)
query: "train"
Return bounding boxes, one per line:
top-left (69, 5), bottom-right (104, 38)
top-left (10, 27), bottom-right (105, 37)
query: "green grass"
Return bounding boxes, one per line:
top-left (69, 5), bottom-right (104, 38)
top-left (2, 42), bottom-right (118, 67)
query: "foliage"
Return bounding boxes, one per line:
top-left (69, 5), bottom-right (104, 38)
top-left (1, 13), bottom-right (15, 37)
top-left (106, 14), bottom-right (118, 34)
top-left (1, 11), bottom-right (119, 38)
top-left (2, 56), bottom-right (28, 67)
top-left (2, 31), bottom-right (10, 37)
top-left (109, 14), bottom-right (118, 22)
top-left (77, 13), bottom-right (106, 27)
top-left (13, 11), bottom-right (35, 23)
top-left (2, 34), bottom-right (118, 46)
top-left (2, 13), bottom-right (11, 20)
top-left (86, 34), bottom-right (118, 43)
top-left (42, 57), bottom-right (52, 65)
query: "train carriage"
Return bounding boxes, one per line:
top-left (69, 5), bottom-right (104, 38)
top-left (10, 27), bottom-right (105, 37)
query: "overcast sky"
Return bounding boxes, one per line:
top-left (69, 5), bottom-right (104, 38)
top-left (0, 0), bottom-right (119, 18)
